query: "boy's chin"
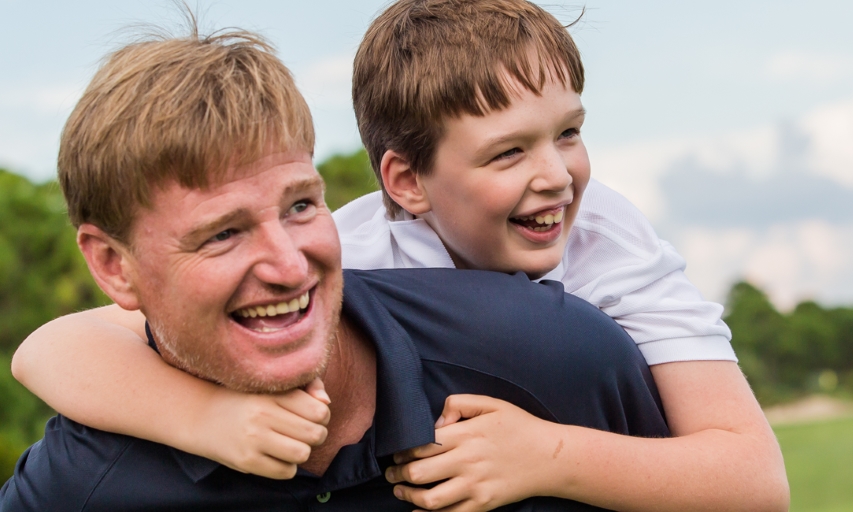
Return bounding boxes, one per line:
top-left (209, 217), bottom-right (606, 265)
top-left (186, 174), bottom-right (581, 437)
top-left (515, 254), bottom-right (564, 280)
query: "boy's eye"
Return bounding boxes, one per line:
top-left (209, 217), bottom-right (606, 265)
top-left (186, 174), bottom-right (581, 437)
top-left (493, 147), bottom-right (521, 161)
top-left (560, 128), bottom-right (580, 139)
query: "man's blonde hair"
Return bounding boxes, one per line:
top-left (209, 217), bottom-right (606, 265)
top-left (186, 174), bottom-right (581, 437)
top-left (353, 0), bottom-right (585, 216)
top-left (59, 26), bottom-right (314, 243)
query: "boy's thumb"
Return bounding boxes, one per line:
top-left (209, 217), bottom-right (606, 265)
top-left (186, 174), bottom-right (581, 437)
top-left (305, 377), bottom-right (331, 405)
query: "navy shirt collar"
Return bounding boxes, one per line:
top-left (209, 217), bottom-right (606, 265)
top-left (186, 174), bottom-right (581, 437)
top-left (144, 271), bottom-right (435, 484)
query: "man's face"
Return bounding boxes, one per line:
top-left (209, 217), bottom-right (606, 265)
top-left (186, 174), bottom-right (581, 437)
top-left (419, 78), bottom-right (590, 279)
top-left (125, 151), bottom-right (343, 393)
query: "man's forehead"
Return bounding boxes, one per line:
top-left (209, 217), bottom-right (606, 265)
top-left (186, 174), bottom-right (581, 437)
top-left (130, 153), bottom-right (323, 240)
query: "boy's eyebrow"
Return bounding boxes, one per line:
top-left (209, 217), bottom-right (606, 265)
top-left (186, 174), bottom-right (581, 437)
top-left (476, 107), bottom-right (586, 156)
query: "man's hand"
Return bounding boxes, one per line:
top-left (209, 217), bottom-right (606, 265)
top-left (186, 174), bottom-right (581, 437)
top-left (195, 378), bottom-right (331, 479)
top-left (385, 394), bottom-right (559, 512)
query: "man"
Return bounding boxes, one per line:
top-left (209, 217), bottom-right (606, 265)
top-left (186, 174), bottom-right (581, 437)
top-left (1, 28), bottom-right (669, 511)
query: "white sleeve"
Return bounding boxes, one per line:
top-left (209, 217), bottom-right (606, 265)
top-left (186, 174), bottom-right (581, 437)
top-left (564, 180), bottom-right (736, 365)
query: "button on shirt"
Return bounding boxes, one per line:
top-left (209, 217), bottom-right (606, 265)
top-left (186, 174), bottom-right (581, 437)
top-left (334, 179), bottom-right (737, 366)
top-left (1, 269), bottom-right (670, 511)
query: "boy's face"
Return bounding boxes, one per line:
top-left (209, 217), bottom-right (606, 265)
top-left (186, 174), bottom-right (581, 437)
top-left (419, 78), bottom-right (590, 279)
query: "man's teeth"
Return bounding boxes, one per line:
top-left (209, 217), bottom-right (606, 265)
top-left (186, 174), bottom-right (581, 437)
top-left (236, 292), bottom-right (310, 319)
top-left (516, 209), bottom-right (564, 231)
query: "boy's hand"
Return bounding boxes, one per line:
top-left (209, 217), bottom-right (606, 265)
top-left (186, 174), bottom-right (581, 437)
top-left (385, 394), bottom-right (559, 511)
top-left (195, 377), bottom-right (331, 479)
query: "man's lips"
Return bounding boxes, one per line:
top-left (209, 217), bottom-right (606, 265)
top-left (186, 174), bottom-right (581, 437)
top-left (230, 290), bottom-right (312, 333)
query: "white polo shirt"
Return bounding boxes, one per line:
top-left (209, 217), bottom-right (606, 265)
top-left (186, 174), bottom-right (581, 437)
top-left (333, 179), bottom-right (736, 365)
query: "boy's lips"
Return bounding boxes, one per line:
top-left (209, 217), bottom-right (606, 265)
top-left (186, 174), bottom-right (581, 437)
top-left (509, 205), bottom-right (566, 232)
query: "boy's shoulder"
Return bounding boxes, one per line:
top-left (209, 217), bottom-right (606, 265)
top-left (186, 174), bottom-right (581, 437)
top-left (571, 179), bottom-right (662, 258)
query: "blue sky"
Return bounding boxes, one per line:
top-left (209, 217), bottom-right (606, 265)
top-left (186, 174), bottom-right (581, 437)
top-left (2, 0), bottom-right (852, 307)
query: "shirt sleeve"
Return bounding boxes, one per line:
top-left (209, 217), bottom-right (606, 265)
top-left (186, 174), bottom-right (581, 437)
top-left (0, 416), bottom-right (130, 512)
top-left (563, 180), bottom-right (737, 365)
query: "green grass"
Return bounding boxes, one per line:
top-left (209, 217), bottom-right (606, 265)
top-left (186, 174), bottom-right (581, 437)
top-left (774, 416), bottom-right (853, 512)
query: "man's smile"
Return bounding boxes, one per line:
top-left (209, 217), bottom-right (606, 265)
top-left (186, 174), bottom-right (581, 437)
top-left (232, 289), bottom-right (313, 333)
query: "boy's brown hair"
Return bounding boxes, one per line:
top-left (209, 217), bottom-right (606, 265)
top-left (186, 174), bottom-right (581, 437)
top-left (59, 25), bottom-right (314, 244)
top-left (353, 0), bottom-right (585, 216)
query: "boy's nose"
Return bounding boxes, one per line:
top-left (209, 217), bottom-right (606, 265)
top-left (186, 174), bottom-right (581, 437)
top-left (531, 147), bottom-right (572, 193)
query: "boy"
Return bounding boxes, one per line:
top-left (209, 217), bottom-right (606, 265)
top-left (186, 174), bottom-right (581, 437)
top-left (13, 1), bottom-right (788, 510)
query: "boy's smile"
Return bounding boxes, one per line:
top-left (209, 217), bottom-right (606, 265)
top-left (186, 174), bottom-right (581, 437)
top-left (417, 76), bottom-right (590, 279)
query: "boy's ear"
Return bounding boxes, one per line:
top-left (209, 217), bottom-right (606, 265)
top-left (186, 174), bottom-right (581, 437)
top-left (77, 224), bottom-right (142, 311)
top-left (380, 150), bottom-right (432, 215)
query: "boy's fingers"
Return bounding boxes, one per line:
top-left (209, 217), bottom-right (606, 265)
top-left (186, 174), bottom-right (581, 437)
top-left (272, 389), bottom-right (331, 425)
top-left (268, 410), bottom-right (329, 447)
top-left (394, 479), bottom-right (472, 511)
top-left (437, 394), bottom-right (502, 428)
top-left (393, 439), bottom-right (450, 464)
top-left (303, 377), bottom-right (331, 405)
top-left (385, 455), bottom-right (456, 486)
top-left (255, 431), bottom-right (315, 467)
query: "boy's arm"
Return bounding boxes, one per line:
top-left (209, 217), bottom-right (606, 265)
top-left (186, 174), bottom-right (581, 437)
top-left (387, 361), bottom-right (788, 512)
top-left (11, 305), bottom-right (331, 479)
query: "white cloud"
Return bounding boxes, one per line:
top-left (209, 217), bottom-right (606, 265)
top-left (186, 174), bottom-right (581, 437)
top-left (591, 95), bottom-right (853, 308)
top-left (296, 54), bottom-right (354, 109)
top-left (764, 51), bottom-right (853, 85)
top-left (800, 96), bottom-right (853, 187)
top-left (0, 84), bottom-right (83, 114)
top-left (677, 221), bottom-right (853, 310)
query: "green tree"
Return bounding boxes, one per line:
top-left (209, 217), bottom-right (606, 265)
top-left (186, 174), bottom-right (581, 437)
top-left (726, 281), bottom-right (853, 404)
top-left (0, 169), bottom-right (110, 481)
top-left (316, 148), bottom-right (379, 211)
top-left (0, 169), bottom-right (110, 355)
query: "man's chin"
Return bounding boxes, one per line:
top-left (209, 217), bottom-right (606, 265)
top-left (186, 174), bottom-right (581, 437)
top-left (220, 368), bottom-right (323, 394)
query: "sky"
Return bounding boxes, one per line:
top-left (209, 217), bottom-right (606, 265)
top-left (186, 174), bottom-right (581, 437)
top-left (2, 0), bottom-right (852, 309)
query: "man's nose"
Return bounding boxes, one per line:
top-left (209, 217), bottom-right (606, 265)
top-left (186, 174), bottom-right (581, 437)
top-left (531, 146), bottom-right (572, 193)
top-left (251, 223), bottom-right (309, 288)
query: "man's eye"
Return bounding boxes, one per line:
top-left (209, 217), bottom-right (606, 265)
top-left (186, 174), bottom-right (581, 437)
top-left (210, 230), bottom-right (233, 242)
top-left (288, 201), bottom-right (313, 215)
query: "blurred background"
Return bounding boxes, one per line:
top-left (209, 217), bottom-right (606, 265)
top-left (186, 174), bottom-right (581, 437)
top-left (1, 1), bottom-right (851, 509)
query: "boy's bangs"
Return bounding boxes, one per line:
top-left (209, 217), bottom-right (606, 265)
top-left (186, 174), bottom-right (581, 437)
top-left (462, 46), bottom-right (576, 119)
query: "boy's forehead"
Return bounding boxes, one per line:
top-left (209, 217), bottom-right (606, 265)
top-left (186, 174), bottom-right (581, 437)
top-left (459, 66), bottom-right (577, 121)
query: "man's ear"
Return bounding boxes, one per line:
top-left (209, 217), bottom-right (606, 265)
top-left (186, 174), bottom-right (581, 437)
top-left (380, 150), bottom-right (431, 215)
top-left (76, 224), bottom-right (142, 311)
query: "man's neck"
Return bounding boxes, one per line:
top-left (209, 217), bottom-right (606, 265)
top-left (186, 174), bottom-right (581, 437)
top-left (300, 316), bottom-right (376, 476)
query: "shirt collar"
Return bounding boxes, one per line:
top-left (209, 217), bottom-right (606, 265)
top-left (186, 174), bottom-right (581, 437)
top-left (387, 210), bottom-right (456, 269)
top-left (144, 324), bottom-right (220, 482)
top-left (341, 270), bottom-right (436, 456)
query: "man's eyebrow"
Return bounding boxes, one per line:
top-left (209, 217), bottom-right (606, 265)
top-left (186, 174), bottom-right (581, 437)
top-left (180, 209), bottom-right (251, 248)
top-left (281, 174), bottom-right (325, 201)
top-left (474, 107), bottom-right (586, 158)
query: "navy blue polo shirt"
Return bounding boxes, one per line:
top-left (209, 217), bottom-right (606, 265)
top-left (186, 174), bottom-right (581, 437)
top-left (1, 269), bottom-right (669, 511)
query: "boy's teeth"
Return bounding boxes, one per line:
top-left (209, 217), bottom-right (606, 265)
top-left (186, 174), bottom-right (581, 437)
top-left (235, 291), bottom-right (311, 320)
top-left (517, 208), bottom-right (565, 228)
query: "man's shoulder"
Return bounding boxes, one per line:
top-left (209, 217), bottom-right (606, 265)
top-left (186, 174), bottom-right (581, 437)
top-left (343, 269), bottom-right (642, 379)
top-left (1, 415), bottom-right (137, 511)
top-left (343, 269), bottom-right (667, 436)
